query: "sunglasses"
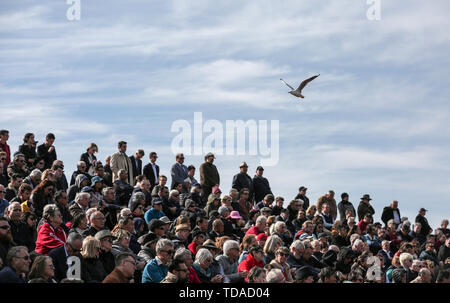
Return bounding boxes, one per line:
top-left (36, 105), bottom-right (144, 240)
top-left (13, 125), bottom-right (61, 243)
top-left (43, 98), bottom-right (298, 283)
top-left (278, 253), bottom-right (288, 257)
top-left (163, 250), bottom-right (174, 255)
top-left (0, 225), bottom-right (11, 230)
top-left (15, 255), bottom-right (30, 261)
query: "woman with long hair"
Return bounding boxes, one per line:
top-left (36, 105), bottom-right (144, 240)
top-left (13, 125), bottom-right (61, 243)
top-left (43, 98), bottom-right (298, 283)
top-left (19, 133), bottom-right (38, 169)
top-left (31, 179), bottom-right (55, 218)
top-left (80, 236), bottom-right (107, 283)
top-left (28, 255), bottom-right (57, 283)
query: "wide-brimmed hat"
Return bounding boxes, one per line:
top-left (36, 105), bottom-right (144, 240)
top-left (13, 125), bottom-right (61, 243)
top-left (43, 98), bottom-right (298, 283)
top-left (159, 216), bottom-right (172, 224)
top-left (361, 194), bottom-right (372, 201)
top-left (229, 211), bottom-right (242, 220)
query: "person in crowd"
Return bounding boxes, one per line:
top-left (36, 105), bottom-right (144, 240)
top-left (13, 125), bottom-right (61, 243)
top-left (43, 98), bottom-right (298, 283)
top-left (35, 204), bottom-right (67, 255)
top-left (337, 193), bottom-right (356, 222)
top-left (129, 149), bottom-right (144, 184)
top-left (357, 194), bottom-right (375, 222)
top-left (110, 141), bottom-right (134, 185)
top-left (28, 255), bottom-right (57, 283)
top-left (142, 238), bottom-right (174, 283)
top-left (253, 166), bottom-right (272, 204)
top-left (199, 153), bottom-right (220, 206)
top-left (232, 162), bottom-right (254, 203)
top-left (37, 133), bottom-right (57, 170)
top-left (0, 246), bottom-right (31, 283)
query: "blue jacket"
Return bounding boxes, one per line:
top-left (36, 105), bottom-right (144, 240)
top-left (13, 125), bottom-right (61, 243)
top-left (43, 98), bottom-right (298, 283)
top-left (142, 257), bottom-right (168, 283)
top-left (144, 208), bottom-right (166, 224)
top-left (0, 199), bottom-right (9, 217)
top-left (0, 266), bottom-right (27, 283)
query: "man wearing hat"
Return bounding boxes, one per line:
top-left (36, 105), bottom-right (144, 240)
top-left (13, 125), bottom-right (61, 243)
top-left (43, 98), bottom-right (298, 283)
top-left (144, 197), bottom-right (166, 224)
top-left (252, 166), bottom-right (272, 204)
top-left (415, 208), bottom-right (432, 238)
top-left (90, 176), bottom-right (105, 207)
top-left (96, 230), bottom-right (117, 276)
top-left (357, 194), bottom-right (375, 222)
top-left (137, 232), bottom-right (160, 263)
top-left (232, 162), bottom-right (254, 202)
top-left (199, 152), bottom-right (220, 205)
top-left (173, 223), bottom-right (191, 249)
top-left (295, 186), bottom-right (310, 211)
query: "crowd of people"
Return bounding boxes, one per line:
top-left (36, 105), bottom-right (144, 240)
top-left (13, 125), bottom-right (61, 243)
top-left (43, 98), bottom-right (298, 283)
top-left (0, 129), bottom-right (449, 284)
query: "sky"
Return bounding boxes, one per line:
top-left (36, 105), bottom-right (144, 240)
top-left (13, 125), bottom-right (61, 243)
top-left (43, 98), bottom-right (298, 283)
top-left (1, 0), bottom-right (449, 228)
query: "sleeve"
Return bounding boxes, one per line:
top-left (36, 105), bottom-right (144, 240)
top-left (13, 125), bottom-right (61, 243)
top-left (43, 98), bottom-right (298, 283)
top-left (37, 225), bottom-right (66, 252)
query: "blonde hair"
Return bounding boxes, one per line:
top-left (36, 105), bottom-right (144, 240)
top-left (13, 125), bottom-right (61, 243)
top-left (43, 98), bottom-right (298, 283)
top-left (263, 235), bottom-right (282, 254)
top-left (81, 236), bottom-right (101, 259)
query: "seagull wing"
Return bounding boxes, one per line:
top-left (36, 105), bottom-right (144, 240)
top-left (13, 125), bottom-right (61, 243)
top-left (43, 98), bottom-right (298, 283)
top-left (280, 78), bottom-right (295, 90)
top-left (297, 74), bottom-right (320, 92)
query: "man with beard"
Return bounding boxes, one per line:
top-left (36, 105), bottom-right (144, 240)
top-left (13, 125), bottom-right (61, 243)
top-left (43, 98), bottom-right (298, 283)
top-left (0, 217), bottom-right (14, 265)
top-left (161, 259), bottom-right (189, 283)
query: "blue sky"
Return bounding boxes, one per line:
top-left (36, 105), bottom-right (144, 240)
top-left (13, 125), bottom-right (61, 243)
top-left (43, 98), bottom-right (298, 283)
top-left (1, 0), bottom-right (449, 228)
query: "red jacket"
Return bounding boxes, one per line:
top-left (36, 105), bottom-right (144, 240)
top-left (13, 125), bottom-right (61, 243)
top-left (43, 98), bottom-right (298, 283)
top-left (245, 225), bottom-right (262, 237)
top-left (188, 242), bottom-right (198, 256)
top-left (35, 222), bottom-right (67, 255)
top-left (238, 253), bottom-right (264, 282)
top-left (188, 266), bottom-right (201, 283)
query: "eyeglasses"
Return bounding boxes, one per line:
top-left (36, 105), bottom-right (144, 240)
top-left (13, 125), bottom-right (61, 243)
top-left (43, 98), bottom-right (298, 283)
top-left (94, 217), bottom-right (106, 221)
top-left (0, 225), bottom-right (11, 230)
top-left (67, 243), bottom-right (81, 253)
top-left (162, 250), bottom-right (174, 255)
top-left (124, 259), bottom-right (136, 267)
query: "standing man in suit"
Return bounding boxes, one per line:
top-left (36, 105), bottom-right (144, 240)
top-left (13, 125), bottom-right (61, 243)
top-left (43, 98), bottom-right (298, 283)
top-left (129, 149), bottom-right (145, 182)
top-left (170, 153), bottom-right (188, 190)
top-left (37, 133), bottom-right (57, 170)
top-left (48, 232), bottom-right (83, 282)
top-left (143, 152), bottom-right (159, 192)
top-left (110, 141), bottom-right (134, 185)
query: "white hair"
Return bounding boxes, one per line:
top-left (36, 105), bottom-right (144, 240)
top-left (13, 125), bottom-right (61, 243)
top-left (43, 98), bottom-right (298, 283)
top-left (169, 189), bottom-right (179, 197)
top-left (266, 268), bottom-right (284, 283)
top-left (7, 202), bottom-right (21, 212)
top-left (75, 192), bottom-right (90, 203)
top-left (29, 169), bottom-right (42, 178)
top-left (274, 221), bottom-right (285, 232)
top-left (223, 240), bottom-right (239, 256)
top-left (352, 239), bottom-right (364, 251)
top-left (399, 253), bottom-right (413, 267)
top-left (328, 245), bottom-right (340, 253)
top-left (290, 240), bottom-right (305, 251)
top-left (77, 161), bottom-right (86, 167)
top-left (256, 215), bottom-right (267, 225)
top-left (195, 248), bottom-right (213, 264)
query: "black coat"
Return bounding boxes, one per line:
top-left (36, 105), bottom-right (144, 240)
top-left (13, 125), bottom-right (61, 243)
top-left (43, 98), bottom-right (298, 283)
top-left (232, 172), bottom-right (254, 202)
top-left (80, 152), bottom-right (97, 174)
top-left (99, 250), bottom-right (115, 276)
top-left (37, 143), bottom-right (57, 170)
top-left (49, 245), bottom-right (70, 282)
top-left (252, 175), bottom-right (272, 203)
top-left (8, 219), bottom-right (35, 251)
top-left (295, 194), bottom-right (310, 210)
top-left (381, 207), bottom-right (401, 225)
top-left (143, 163), bottom-right (159, 187)
top-left (415, 214), bottom-right (432, 237)
top-left (81, 257), bottom-right (107, 283)
top-left (129, 156), bottom-right (142, 180)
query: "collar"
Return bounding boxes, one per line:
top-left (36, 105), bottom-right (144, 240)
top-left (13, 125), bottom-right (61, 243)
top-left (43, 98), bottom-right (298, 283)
top-left (155, 256), bottom-right (164, 266)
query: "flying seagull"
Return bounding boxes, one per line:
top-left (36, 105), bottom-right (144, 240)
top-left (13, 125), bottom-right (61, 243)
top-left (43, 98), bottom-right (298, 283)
top-left (280, 74), bottom-right (320, 98)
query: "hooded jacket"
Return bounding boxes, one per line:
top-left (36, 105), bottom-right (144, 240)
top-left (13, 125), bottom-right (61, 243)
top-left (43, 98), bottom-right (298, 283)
top-left (67, 174), bottom-right (89, 202)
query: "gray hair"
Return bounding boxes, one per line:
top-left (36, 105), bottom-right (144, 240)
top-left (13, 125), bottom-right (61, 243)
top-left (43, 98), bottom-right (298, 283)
top-left (399, 253), bottom-right (413, 267)
top-left (86, 208), bottom-right (97, 222)
top-left (77, 161), bottom-right (86, 167)
top-left (274, 221), bottom-right (285, 232)
top-left (156, 238), bottom-right (174, 253)
top-left (263, 235), bottom-right (282, 254)
top-left (43, 204), bottom-right (59, 222)
top-left (89, 211), bottom-right (103, 222)
top-left (30, 169), bottom-right (42, 178)
top-left (174, 248), bottom-right (191, 262)
top-left (328, 245), bottom-right (340, 253)
top-left (67, 232), bottom-right (83, 244)
top-left (266, 268), bottom-right (284, 283)
top-left (350, 233), bottom-right (360, 245)
top-left (223, 240), bottom-right (239, 256)
top-left (290, 240), bottom-right (305, 251)
top-left (195, 248), bottom-right (213, 264)
top-left (7, 202), bottom-right (21, 212)
top-left (256, 215), bottom-right (267, 225)
top-left (75, 192), bottom-right (90, 203)
top-left (352, 239), bottom-right (364, 251)
top-left (169, 189), bottom-right (179, 197)
top-left (118, 169), bottom-right (127, 175)
top-left (6, 246), bottom-right (28, 266)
